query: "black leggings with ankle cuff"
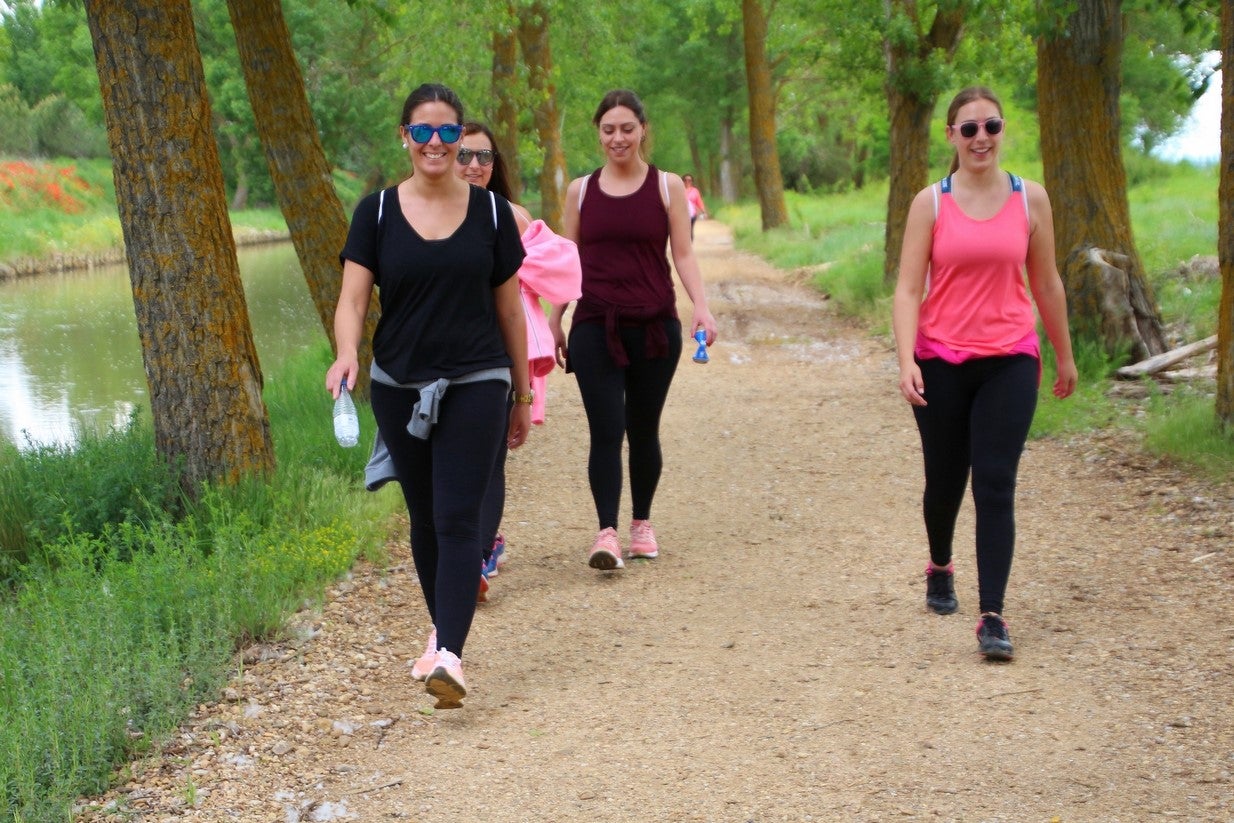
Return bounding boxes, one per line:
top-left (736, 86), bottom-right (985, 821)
top-left (371, 379), bottom-right (508, 658)
top-left (912, 354), bottom-right (1038, 615)
top-left (568, 319), bottom-right (682, 530)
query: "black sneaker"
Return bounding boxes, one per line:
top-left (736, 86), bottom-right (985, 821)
top-left (976, 613), bottom-right (1014, 661)
top-left (925, 565), bottom-right (958, 614)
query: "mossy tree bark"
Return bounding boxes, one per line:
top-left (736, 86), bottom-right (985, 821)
top-left (226, 0), bottom-right (379, 397)
top-left (881, 0), bottom-right (968, 286)
top-left (1036, 0), bottom-right (1166, 361)
top-left (517, 2), bottom-right (568, 233)
top-left (1217, 1), bottom-right (1234, 429)
top-left (492, 20), bottom-right (523, 204)
top-left (742, 0), bottom-right (788, 231)
top-left (83, 0), bottom-right (274, 495)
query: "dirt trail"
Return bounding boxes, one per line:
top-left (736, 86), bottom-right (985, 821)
top-left (79, 220), bottom-right (1234, 822)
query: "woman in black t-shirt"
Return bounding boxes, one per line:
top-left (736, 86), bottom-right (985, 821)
top-left (327, 83), bottom-right (530, 710)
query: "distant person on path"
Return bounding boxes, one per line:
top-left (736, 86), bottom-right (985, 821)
top-left (553, 88), bottom-right (717, 571)
top-left (683, 174), bottom-right (707, 239)
top-left (456, 121), bottom-right (582, 599)
top-left (892, 85), bottom-right (1077, 662)
top-left (327, 83), bottom-right (530, 709)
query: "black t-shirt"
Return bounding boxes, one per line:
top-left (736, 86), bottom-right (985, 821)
top-left (341, 184), bottom-right (526, 383)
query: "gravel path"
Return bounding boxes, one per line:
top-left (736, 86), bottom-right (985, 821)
top-left (78, 220), bottom-right (1234, 822)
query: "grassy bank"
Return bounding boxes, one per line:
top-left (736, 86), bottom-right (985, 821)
top-left (716, 160), bottom-right (1232, 477)
top-left (0, 157), bottom-right (362, 270)
top-left (0, 346), bottom-right (399, 821)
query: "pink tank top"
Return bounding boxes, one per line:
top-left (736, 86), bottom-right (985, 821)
top-left (916, 174), bottom-right (1039, 363)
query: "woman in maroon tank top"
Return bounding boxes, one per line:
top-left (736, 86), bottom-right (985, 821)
top-left (551, 89), bottom-right (718, 572)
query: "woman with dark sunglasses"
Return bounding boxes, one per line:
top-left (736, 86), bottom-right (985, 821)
top-left (892, 86), bottom-right (1077, 662)
top-left (552, 89), bottom-right (717, 572)
top-left (326, 84), bottom-right (531, 709)
top-left (455, 122), bottom-right (582, 600)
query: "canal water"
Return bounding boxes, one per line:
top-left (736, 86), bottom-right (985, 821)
top-left (0, 243), bottom-right (322, 450)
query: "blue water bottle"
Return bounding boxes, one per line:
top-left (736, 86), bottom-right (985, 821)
top-left (692, 328), bottom-right (709, 364)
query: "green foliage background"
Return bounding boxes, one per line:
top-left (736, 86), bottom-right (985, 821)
top-left (0, 0), bottom-right (1220, 208)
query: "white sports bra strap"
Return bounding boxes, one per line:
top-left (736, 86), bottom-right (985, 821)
top-left (577, 173), bottom-right (590, 212)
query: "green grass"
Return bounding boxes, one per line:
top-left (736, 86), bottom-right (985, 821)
top-left (0, 343), bottom-right (399, 821)
top-left (1141, 386), bottom-right (1234, 478)
top-left (1129, 162), bottom-right (1220, 340)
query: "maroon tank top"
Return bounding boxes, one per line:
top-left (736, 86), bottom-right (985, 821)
top-left (573, 164), bottom-right (678, 367)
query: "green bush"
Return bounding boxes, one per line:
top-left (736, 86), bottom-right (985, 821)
top-left (0, 83), bottom-right (35, 156)
top-left (32, 94), bottom-right (109, 159)
top-left (0, 416), bottom-right (184, 580)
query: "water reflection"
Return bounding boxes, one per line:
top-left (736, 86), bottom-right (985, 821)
top-left (0, 243), bottom-right (322, 449)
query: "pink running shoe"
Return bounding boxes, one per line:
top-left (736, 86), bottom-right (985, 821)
top-left (628, 520), bottom-right (659, 559)
top-left (410, 627), bottom-right (437, 682)
top-left (588, 527), bottom-right (624, 570)
top-left (425, 648), bottom-right (467, 709)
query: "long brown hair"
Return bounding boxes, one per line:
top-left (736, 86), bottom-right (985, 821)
top-left (946, 86), bottom-right (1003, 174)
top-left (461, 122), bottom-right (516, 203)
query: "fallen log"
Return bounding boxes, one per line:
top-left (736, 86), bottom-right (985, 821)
top-left (1154, 365), bottom-right (1217, 383)
top-left (1115, 335), bottom-right (1218, 379)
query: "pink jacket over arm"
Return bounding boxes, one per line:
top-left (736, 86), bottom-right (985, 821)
top-left (517, 219), bottom-right (582, 423)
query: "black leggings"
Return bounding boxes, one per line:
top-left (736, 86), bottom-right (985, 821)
top-left (912, 355), bottom-right (1038, 615)
top-left (371, 379), bottom-right (508, 657)
top-left (479, 397), bottom-right (513, 556)
top-left (568, 319), bottom-right (682, 529)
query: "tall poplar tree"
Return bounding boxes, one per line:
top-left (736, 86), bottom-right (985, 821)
top-left (82, 0), bottom-right (274, 494)
top-left (881, 0), bottom-right (969, 285)
top-left (742, 0), bottom-right (787, 230)
top-left (226, 0), bottom-right (379, 395)
top-left (1218, 0), bottom-right (1234, 428)
top-left (517, 0), bottom-right (568, 232)
top-left (1036, 0), bottom-right (1166, 360)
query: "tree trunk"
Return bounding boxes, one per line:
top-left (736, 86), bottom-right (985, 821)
top-left (720, 108), bottom-right (739, 204)
top-left (226, 0), bottom-right (379, 396)
top-left (881, 0), bottom-right (967, 285)
top-left (1218, 0), bottom-right (1234, 428)
top-left (517, 2), bottom-right (567, 232)
top-left (83, 0), bottom-right (274, 494)
top-left (1037, 0), bottom-right (1166, 361)
top-left (741, 0), bottom-right (787, 230)
top-left (492, 22), bottom-right (522, 203)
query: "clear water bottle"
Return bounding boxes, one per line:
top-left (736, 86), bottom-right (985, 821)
top-left (333, 378), bottom-right (360, 448)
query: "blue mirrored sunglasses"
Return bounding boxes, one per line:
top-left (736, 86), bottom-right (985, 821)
top-left (404, 123), bottom-right (463, 144)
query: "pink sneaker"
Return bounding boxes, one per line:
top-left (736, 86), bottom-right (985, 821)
top-left (629, 520), bottom-right (659, 559)
top-left (425, 648), bottom-right (467, 709)
top-left (588, 527), bottom-right (624, 570)
top-left (410, 627), bottom-right (437, 681)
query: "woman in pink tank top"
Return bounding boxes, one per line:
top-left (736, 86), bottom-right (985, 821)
top-left (892, 86), bottom-right (1077, 662)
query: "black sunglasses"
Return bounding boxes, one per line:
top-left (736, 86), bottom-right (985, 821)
top-left (955, 118), bottom-right (1004, 139)
top-left (456, 148), bottom-right (495, 166)
top-left (404, 123), bottom-right (463, 144)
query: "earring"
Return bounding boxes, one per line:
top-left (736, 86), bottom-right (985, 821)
top-left (402, 142), bottom-right (409, 149)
